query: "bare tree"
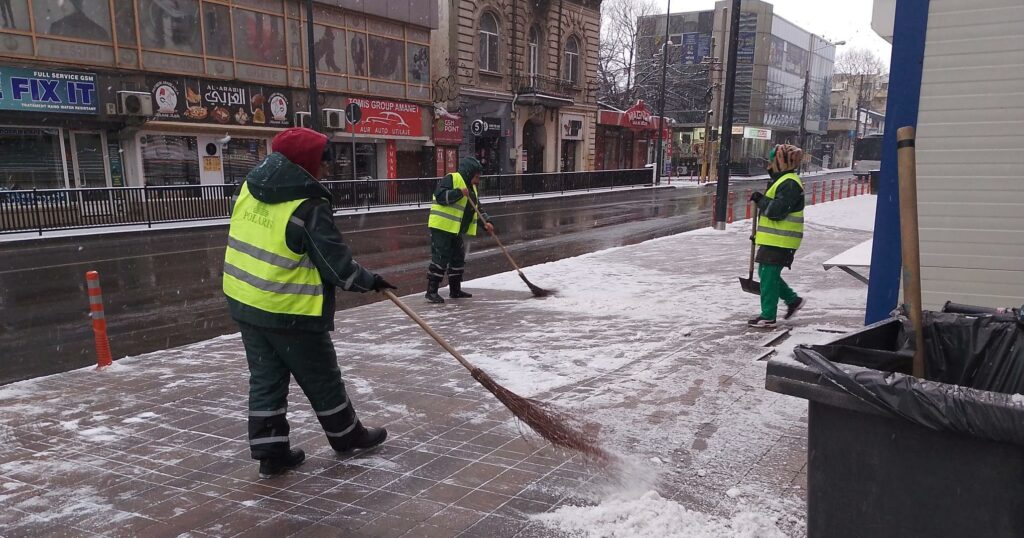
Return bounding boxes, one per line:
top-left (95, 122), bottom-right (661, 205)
top-left (598, 0), bottom-right (657, 108)
top-left (835, 48), bottom-right (888, 139)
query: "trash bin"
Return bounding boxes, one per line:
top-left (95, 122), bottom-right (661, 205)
top-left (766, 307), bottom-right (1024, 538)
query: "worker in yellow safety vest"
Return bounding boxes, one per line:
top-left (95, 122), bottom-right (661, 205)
top-left (223, 127), bottom-right (396, 479)
top-left (425, 156), bottom-right (494, 303)
top-left (747, 144), bottom-right (807, 328)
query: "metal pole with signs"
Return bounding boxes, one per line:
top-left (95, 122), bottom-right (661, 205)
top-left (346, 103), bottom-right (362, 181)
top-left (714, 0), bottom-right (742, 231)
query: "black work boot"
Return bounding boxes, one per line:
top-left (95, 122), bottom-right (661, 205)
top-left (448, 276), bottom-right (473, 299)
top-left (334, 422), bottom-right (388, 453)
top-left (258, 448), bottom-right (305, 479)
top-left (425, 277), bottom-right (444, 303)
top-left (784, 297), bottom-right (806, 320)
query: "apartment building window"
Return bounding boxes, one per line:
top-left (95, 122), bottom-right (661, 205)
top-left (479, 13), bottom-right (500, 74)
top-left (564, 36), bottom-right (580, 84)
top-left (528, 26), bottom-right (540, 78)
top-left (830, 106), bottom-right (838, 119)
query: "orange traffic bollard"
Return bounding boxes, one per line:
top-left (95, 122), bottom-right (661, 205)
top-left (745, 190), bottom-right (752, 219)
top-left (847, 178), bottom-right (853, 198)
top-left (86, 271), bottom-right (113, 369)
top-left (727, 191), bottom-right (734, 224)
top-left (811, 182), bottom-right (817, 205)
top-left (831, 179), bottom-right (836, 201)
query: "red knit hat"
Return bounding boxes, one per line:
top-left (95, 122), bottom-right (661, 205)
top-left (271, 127), bottom-right (328, 177)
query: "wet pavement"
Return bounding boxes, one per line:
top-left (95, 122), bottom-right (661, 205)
top-left (0, 193), bottom-right (874, 537)
top-left (0, 172), bottom-right (856, 385)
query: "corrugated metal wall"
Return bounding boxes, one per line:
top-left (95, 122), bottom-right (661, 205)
top-left (916, 0), bottom-right (1024, 309)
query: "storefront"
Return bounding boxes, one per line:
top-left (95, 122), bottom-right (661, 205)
top-left (595, 101), bottom-right (668, 171)
top-left (128, 76), bottom-right (292, 187)
top-left (729, 125), bottom-right (774, 174)
top-left (0, 66), bottom-right (122, 190)
top-left (326, 97), bottom-right (431, 180)
top-left (433, 112), bottom-right (462, 177)
top-left (469, 117), bottom-right (504, 176)
top-left (559, 113), bottom-right (585, 172)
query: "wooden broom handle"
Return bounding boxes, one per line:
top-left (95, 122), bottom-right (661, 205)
top-left (748, 206), bottom-right (758, 279)
top-left (465, 193), bottom-right (525, 273)
top-left (384, 290), bottom-right (476, 372)
top-left (897, 126), bottom-right (925, 378)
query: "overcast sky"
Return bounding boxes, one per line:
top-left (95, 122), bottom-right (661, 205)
top-left (657, 0), bottom-right (892, 65)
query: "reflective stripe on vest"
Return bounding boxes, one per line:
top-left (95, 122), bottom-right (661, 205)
top-left (427, 172), bottom-right (478, 236)
top-left (223, 182), bottom-right (324, 316)
top-left (755, 172), bottom-right (804, 250)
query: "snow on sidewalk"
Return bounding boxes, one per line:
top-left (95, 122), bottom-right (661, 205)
top-left (0, 195), bottom-right (876, 537)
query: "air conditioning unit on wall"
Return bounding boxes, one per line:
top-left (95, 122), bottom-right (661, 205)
top-left (117, 91), bottom-right (153, 117)
top-left (323, 109), bottom-right (345, 130)
top-left (294, 111), bottom-right (311, 128)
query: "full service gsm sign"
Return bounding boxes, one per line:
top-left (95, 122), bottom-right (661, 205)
top-left (0, 67), bottom-right (97, 114)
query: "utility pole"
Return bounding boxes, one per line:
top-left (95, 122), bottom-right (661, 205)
top-left (798, 66), bottom-right (810, 155)
top-left (700, 56), bottom-right (721, 183)
top-left (654, 0), bottom-right (672, 186)
top-left (713, 0), bottom-right (741, 231)
top-left (305, 0), bottom-right (320, 131)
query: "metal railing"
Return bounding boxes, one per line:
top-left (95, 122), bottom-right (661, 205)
top-left (0, 169), bottom-right (653, 235)
top-left (512, 74), bottom-right (577, 99)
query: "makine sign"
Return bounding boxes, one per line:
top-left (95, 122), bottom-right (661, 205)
top-left (0, 67), bottom-right (97, 114)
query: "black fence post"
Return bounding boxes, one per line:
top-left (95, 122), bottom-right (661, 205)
top-left (366, 178), bottom-right (371, 211)
top-left (143, 185), bottom-right (152, 228)
top-left (32, 188), bottom-right (42, 236)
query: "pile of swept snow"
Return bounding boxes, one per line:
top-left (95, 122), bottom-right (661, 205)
top-left (534, 490), bottom-right (787, 538)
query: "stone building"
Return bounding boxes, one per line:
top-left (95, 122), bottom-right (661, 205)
top-left (432, 0), bottom-right (601, 175)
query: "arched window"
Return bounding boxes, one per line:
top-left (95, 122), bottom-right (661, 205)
top-left (479, 13), bottom-right (500, 73)
top-left (564, 36), bottom-right (580, 84)
top-left (528, 26), bottom-right (540, 78)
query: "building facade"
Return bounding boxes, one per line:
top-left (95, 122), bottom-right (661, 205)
top-left (636, 0), bottom-right (836, 176)
top-left (826, 73), bottom-right (887, 168)
top-left (431, 0), bottom-right (601, 176)
top-left (0, 0), bottom-right (439, 191)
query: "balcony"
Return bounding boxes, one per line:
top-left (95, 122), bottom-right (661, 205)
top-left (513, 74), bottom-right (575, 107)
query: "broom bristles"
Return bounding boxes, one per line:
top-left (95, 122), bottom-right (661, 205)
top-left (519, 272), bottom-right (555, 298)
top-left (470, 367), bottom-right (610, 463)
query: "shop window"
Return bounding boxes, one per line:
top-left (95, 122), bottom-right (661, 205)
top-left (478, 13), bottom-right (500, 74)
top-left (141, 135), bottom-right (200, 186)
top-left (564, 36), bottom-right (580, 85)
top-left (232, 8), bottom-right (285, 65)
top-left (113, 2), bottom-right (137, 45)
top-left (349, 31), bottom-right (368, 77)
top-left (368, 36), bottom-right (405, 82)
top-left (0, 0), bottom-right (31, 31)
top-left (72, 132), bottom-right (108, 188)
top-left (475, 137), bottom-right (501, 176)
top-left (327, 142), bottom-right (377, 181)
top-left (0, 128), bottom-right (66, 190)
top-left (561, 141), bottom-right (578, 172)
top-left (32, 0), bottom-right (112, 42)
top-left (203, 3), bottom-right (232, 58)
top-left (223, 138), bottom-right (268, 185)
top-left (138, 0), bottom-right (201, 54)
top-left (313, 25), bottom-right (347, 74)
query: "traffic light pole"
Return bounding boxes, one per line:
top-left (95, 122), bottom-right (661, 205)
top-left (714, 0), bottom-right (742, 230)
top-left (654, 0), bottom-right (672, 186)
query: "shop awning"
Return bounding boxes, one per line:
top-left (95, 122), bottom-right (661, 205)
top-left (598, 101), bottom-right (671, 140)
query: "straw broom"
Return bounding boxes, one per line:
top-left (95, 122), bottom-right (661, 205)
top-left (464, 195), bottom-right (555, 298)
top-left (383, 290), bottom-right (607, 462)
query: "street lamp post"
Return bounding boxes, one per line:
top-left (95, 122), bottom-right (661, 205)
top-left (654, 0), bottom-right (672, 186)
top-left (305, 0), bottom-right (320, 131)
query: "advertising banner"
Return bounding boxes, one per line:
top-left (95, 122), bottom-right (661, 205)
top-left (0, 66), bottom-right (97, 114)
top-left (149, 77), bottom-right (290, 127)
top-left (433, 114), bottom-right (463, 145)
top-left (345, 97), bottom-right (423, 137)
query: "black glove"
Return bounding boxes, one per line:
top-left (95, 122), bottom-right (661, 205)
top-left (750, 191), bottom-right (765, 203)
top-left (371, 274), bottom-right (397, 293)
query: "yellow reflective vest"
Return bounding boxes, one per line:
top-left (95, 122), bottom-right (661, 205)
top-left (222, 183), bottom-right (324, 316)
top-left (755, 172), bottom-right (804, 250)
top-left (428, 172), bottom-right (478, 236)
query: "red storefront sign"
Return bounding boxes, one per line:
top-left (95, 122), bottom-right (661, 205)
top-left (386, 139), bottom-right (398, 179)
top-left (345, 98), bottom-right (423, 137)
top-left (624, 100), bottom-right (653, 129)
top-left (433, 114), bottom-right (463, 145)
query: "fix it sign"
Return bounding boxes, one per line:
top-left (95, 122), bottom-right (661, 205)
top-left (0, 66), bottom-right (97, 114)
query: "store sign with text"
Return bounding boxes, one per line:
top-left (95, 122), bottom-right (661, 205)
top-left (148, 77), bottom-right (290, 127)
top-left (0, 67), bottom-right (97, 114)
top-left (561, 114), bottom-right (585, 141)
top-left (743, 127), bottom-right (772, 140)
top-left (345, 98), bottom-right (423, 137)
top-left (624, 101), bottom-right (652, 129)
top-left (433, 114), bottom-right (463, 145)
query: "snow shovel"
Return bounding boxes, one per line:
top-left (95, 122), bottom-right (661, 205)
top-left (739, 206), bottom-right (761, 295)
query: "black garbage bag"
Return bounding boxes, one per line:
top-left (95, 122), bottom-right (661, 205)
top-left (794, 309), bottom-right (1024, 446)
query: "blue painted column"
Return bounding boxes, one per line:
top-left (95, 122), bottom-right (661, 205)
top-left (865, 0), bottom-right (931, 324)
